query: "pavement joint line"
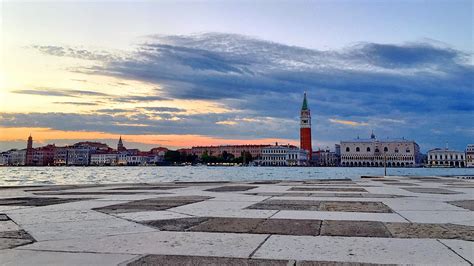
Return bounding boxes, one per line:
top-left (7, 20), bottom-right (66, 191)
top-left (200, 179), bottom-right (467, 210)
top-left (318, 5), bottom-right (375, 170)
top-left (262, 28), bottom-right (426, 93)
top-left (436, 239), bottom-right (473, 265)
top-left (167, 209), bottom-right (197, 217)
top-left (389, 209), bottom-right (411, 223)
top-left (268, 210), bottom-right (280, 219)
top-left (248, 234), bottom-right (272, 258)
top-left (15, 247), bottom-right (142, 256)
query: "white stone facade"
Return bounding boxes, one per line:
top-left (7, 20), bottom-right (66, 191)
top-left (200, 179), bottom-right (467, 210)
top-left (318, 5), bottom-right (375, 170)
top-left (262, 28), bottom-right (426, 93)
top-left (9, 149), bottom-right (27, 166)
top-left (90, 153), bottom-right (118, 166)
top-left (340, 135), bottom-right (421, 167)
top-left (466, 144), bottom-right (474, 168)
top-left (259, 145), bottom-right (308, 166)
top-left (427, 148), bottom-right (466, 168)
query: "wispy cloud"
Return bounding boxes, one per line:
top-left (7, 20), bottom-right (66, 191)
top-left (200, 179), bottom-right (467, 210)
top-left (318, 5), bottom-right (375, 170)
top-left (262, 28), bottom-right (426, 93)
top-left (12, 88), bottom-right (109, 97)
top-left (329, 118), bottom-right (369, 127)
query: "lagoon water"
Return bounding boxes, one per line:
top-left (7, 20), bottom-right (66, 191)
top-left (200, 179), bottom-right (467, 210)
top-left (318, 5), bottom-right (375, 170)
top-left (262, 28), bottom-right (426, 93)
top-left (1, 166), bottom-right (473, 186)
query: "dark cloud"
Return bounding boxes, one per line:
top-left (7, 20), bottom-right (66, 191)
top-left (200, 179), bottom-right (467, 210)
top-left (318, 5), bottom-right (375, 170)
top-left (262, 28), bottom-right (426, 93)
top-left (139, 107), bottom-right (185, 113)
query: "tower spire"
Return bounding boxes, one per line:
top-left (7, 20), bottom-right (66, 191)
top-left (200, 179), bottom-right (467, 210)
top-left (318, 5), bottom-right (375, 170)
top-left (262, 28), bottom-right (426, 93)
top-left (300, 92), bottom-right (312, 160)
top-left (301, 91), bottom-right (308, 110)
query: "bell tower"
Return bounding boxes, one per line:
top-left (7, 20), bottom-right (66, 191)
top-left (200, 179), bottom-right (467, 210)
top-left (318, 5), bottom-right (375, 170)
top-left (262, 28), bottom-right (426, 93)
top-left (26, 134), bottom-right (34, 166)
top-left (300, 92), bottom-right (312, 160)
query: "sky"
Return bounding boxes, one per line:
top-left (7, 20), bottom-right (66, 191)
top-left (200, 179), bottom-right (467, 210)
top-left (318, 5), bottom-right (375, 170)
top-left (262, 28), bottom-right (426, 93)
top-left (0, 0), bottom-right (473, 152)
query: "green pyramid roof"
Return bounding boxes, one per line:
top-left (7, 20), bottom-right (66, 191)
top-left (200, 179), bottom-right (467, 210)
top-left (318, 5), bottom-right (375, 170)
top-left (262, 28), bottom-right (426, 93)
top-left (301, 92), bottom-right (308, 110)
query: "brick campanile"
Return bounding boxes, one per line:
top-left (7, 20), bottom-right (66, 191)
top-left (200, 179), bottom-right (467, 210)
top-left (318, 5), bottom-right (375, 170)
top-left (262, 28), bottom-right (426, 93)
top-left (300, 92), bottom-right (312, 160)
top-left (26, 134), bottom-right (33, 166)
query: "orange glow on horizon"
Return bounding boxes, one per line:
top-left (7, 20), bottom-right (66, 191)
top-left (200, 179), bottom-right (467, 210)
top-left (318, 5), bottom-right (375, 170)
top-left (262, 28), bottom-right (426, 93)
top-left (0, 127), bottom-right (298, 149)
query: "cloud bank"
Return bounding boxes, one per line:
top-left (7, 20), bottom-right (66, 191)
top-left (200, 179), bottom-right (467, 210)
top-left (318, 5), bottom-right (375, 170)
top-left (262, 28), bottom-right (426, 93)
top-left (4, 33), bottom-right (473, 150)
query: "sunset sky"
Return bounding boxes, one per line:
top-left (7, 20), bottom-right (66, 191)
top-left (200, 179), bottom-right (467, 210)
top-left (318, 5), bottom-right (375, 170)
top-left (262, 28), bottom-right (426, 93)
top-left (1, 0), bottom-right (472, 152)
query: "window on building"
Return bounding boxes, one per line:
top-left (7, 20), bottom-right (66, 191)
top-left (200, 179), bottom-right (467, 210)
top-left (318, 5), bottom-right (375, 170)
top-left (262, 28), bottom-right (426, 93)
top-left (367, 147), bottom-right (371, 152)
top-left (406, 148), bottom-right (410, 153)
top-left (346, 147), bottom-right (350, 152)
top-left (384, 147), bottom-right (388, 152)
top-left (375, 148), bottom-right (380, 153)
top-left (395, 148), bottom-right (399, 153)
top-left (356, 147), bottom-right (360, 152)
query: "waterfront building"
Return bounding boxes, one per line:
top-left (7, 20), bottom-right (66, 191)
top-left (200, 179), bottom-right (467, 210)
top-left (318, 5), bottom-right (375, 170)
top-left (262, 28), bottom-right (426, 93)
top-left (466, 144), bottom-right (474, 168)
top-left (67, 148), bottom-right (91, 166)
top-left (90, 152), bottom-right (118, 166)
top-left (31, 144), bottom-right (56, 166)
top-left (427, 148), bottom-right (465, 167)
top-left (300, 92), bottom-right (312, 160)
top-left (191, 145), bottom-right (268, 159)
top-left (9, 149), bottom-right (27, 166)
top-left (258, 143), bottom-right (308, 166)
top-left (125, 154), bottom-right (148, 166)
top-left (313, 148), bottom-right (340, 167)
top-left (0, 152), bottom-right (10, 166)
top-left (54, 147), bottom-right (69, 166)
top-left (340, 132), bottom-right (421, 167)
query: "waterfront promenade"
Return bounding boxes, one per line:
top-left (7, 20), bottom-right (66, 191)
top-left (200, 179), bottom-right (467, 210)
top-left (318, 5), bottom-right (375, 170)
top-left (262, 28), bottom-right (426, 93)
top-left (0, 175), bottom-right (473, 265)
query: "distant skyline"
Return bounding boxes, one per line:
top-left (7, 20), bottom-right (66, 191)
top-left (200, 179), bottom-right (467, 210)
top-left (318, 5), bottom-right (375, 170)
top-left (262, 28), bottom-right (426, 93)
top-left (1, 0), bottom-right (473, 152)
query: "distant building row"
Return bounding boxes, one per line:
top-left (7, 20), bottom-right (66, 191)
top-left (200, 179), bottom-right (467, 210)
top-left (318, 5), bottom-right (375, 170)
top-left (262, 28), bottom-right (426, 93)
top-left (0, 136), bottom-right (169, 166)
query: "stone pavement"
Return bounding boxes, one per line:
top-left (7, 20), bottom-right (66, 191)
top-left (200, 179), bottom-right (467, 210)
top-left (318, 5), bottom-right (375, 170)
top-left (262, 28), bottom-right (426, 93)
top-left (0, 175), bottom-right (473, 265)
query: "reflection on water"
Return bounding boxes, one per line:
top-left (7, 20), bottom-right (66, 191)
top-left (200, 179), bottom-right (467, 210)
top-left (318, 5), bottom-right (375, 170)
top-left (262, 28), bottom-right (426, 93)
top-left (0, 166), bottom-right (473, 186)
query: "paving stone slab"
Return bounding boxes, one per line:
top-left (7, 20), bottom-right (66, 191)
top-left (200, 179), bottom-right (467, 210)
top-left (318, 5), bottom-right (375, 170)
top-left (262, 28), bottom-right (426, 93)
top-left (249, 180), bottom-right (281, 184)
top-left (397, 210), bottom-right (474, 226)
top-left (401, 187), bottom-right (462, 194)
top-left (319, 201), bottom-right (393, 213)
top-left (205, 186), bottom-right (259, 192)
top-left (93, 196), bottom-right (212, 214)
top-left (0, 237), bottom-right (33, 249)
top-left (174, 181), bottom-right (231, 185)
top-left (0, 220), bottom-right (21, 232)
top-left (22, 217), bottom-right (156, 241)
top-left (385, 222), bottom-right (473, 241)
top-left (189, 217), bottom-right (262, 233)
top-left (248, 200), bottom-right (393, 213)
top-left (441, 224), bottom-right (474, 241)
top-left (0, 229), bottom-right (35, 240)
top-left (0, 197), bottom-right (94, 206)
top-left (320, 220), bottom-right (391, 238)
top-left (448, 200), bottom-right (474, 211)
top-left (32, 191), bottom-right (163, 196)
top-left (438, 239), bottom-right (474, 264)
top-left (108, 186), bottom-right (185, 190)
top-left (142, 217), bottom-right (210, 231)
top-left (127, 254), bottom-right (291, 266)
top-left (115, 210), bottom-right (194, 222)
top-left (252, 235), bottom-right (469, 265)
top-left (289, 187), bottom-right (368, 192)
top-left (0, 214), bottom-right (8, 221)
top-left (246, 193), bottom-right (408, 198)
top-left (304, 179), bottom-right (354, 184)
top-left (247, 200), bottom-right (321, 211)
top-left (381, 182), bottom-right (419, 186)
top-left (296, 261), bottom-right (391, 266)
top-left (24, 184), bottom-right (104, 192)
top-left (408, 176), bottom-right (441, 180)
top-left (0, 249), bottom-right (136, 266)
top-left (253, 219), bottom-right (321, 236)
top-left (22, 231), bottom-right (269, 258)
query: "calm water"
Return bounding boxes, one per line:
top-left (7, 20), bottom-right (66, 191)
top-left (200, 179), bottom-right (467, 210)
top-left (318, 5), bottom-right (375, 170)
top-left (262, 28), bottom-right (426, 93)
top-left (1, 166), bottom-right (473, 186)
